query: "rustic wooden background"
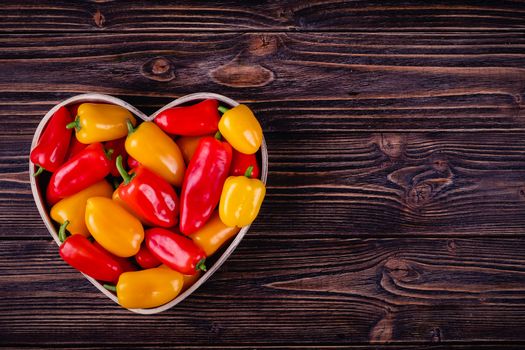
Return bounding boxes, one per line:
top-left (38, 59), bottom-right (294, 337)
top-left (1, 1), bottom-right (525, 348)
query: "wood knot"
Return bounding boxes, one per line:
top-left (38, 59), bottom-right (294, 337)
top-left (369, 312), bottom-right (394, 344)
top-left (430, 327), bottom-right (442, 342)
top-left (519, 186), bottom-right (525, 200)
top-left (378, 134), bottom-right (405, 159)
top-left (406, 183), bottom-right (432, 208)
top-left (446, 240), bottom-right (457, 254)
top-left (384, 258), bottom-right (419, 282)
top-left (210, 60), bottom-right (274, 88)
top-left (432, 158), bottom-right (449, 173)
top-left (141, 57), bottom-right (175, 82)
top-left (248, 35), bottom-right (279, 56)
top-left (93, 9), bottom-right (105, 28)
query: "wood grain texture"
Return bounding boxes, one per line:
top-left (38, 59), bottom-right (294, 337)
top-left (1, 0), bottom-right (525, 33)
top-left (3, 238), bottom-right (525, 346)
top-left (0, 32), bottom-right (524, 131)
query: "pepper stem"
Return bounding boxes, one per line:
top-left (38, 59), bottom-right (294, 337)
top-left (214, 131), bottom-right (222, 140)
top-left (104, 148), bottom-right (114, 160)
top-left (196, 258), bottom-right (207, 272)
top-left (103, 284), bottom-right (117, 292)
top-left (33, 166), bottom-right (45, 177)
top-left (66, 117), bottom-right (80, 131)
top-left (244, 166), bottom-right (254, 178)
top-left (116, 155), bottom-right (134, 185)
top-left (58, 220), bottom-right (69, 243)
top-left (126, 119), bottom-right (136, 135)
top-left (218, 106), bottom-right (229, 114)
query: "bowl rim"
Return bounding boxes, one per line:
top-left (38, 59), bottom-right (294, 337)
top-left (29, 92), bottom-right (268, 314)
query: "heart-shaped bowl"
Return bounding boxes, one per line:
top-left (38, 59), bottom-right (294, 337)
top-left (29, 93), bottom-right (268, 314)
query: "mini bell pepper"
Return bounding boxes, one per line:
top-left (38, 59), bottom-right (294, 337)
top-left (190, 211), bottom-right (240, 256)
top-left (230, 150), bottom-right (260, 178)
top-left (46, 143), bottom-right (113, 205)
top-left (154, 99), bottom-right (220, 136)
top-left (125, 121), bottom-right (186, 187)
top-left (135, 243), bottom-right (161, 269)
top-left (111, 265), bottom-right (183, 309)
top-left (182, 271), bottom-right (201, 291)
top-left (85, 197), bottom-right (144, 257)
top-left (30, 106), bottom-right (73, 175)
top-left (65, 136), bottom-right (87, 161)
top-left (127, 155), bottom-right (140, 169)
top-left (179, 135), bottom-right (232, 234)
top-left (92, 241), bottom-right (137, 273)
top-left (58, 222), bottom-right (125, 284)
top-left (176, 135), bottom-right (205, 165)
top-left (219, 166), bottom-right (266, 227)
top-left (50, 180), bottom-right (113, 237)
top-left (114, 155), bottom-right (179, 228)
top-left (145, 228), bottom-right (207, 275)
top-left (67, 103), bottom-right (137, 144)
top-left (218, 104), bottom-right (262, 154)
top-left (105, 138), bottom-right (127, 177)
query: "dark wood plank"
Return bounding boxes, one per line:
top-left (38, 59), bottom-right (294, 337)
top-left (1, 0), bottom-right (524, 33)
top-left (4, 132), bottom-right (525, 238)
top-left (2, 238), bottom-right (525, 345)
top-left (1, 32), bottom-right (524, 131)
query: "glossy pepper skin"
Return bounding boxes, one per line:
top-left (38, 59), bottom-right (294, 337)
top-left (50, 180), bottom-right (113, 237)
top-left (67, 103), bottom-right (137, 144)
top-left (125, 121), bottom-right (186, 187)
top-left (30, 106), bottom-right (73, 175)
top-left (176, 136), bottom-right (205, 165)
top-left (219, 166), bottom-right (266, 227)
top-left (92, 241), bottom-right (137, 273)
top-left (218, 104), bottom-right (262, 154)
top-left (145, 228), bottom-right (207, 275)
top-left (46, 143), bottom-right (112, 205)
top-left (230, 150), bottom-right (260, 178)
top-left (115, 265), bottom-right (183, 309)
top-left (179, 136), bottom-right (232, 234)
top-left (135, 243), bottom-right (161, 269)
top-left (190, 211), bottom-right (240, 256)
top-left (85, 197), bottom-right (144, 257)
top-left (155, 99), bottom-right (220, 136)
top-left (105, 138), bottom-right (127, 177)
top-left (115, 155), bottom-right (179, 227)
top-left (59, 229), bottom-right (124, 284)
top-left (127, 155), bottom-right (140, 169)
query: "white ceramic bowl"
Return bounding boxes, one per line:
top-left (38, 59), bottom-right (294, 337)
top-left (29, 93), bottom-right (268, 314)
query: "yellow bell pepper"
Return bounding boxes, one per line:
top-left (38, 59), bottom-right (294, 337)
top-left (176, 135), bottom-right (205, 165)
top-left (116, 265), bottom-right (183, 309)
top-left (218, 104), bottom-right (262, 154)
top-left (125, 121), bottom-right (186, 187)
top-left (219, 166), bottom-right (266, 227)
top-left (182, 271), bottom-right (201, 291)
top-left (67, 103), bottom-right (137, 144)
top-left (190, 211), bottom-right (240, 256)
top-left (85, 197), bottom-right (144, 257)
top-left (50, 180), bottom-right (113, 237)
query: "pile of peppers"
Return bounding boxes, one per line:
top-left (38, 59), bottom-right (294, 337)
top-left (31, 99), bottom-right (266, 309)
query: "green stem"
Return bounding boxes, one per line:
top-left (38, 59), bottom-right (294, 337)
top-left (116, 155), bottom-right (134, 185)
top-left (58, 220), bottom-right (69, 243)
top-left (244, 166), bottom-right (254, 178)
top-left (66, 117), bottom-right (80, 131)
top-left (126, 119), bottom-right (136, 135)
top-left (103, 284), bottom-right (117, 293)
top-left (33, 166), bottom-right (45, 177)
top-left (214, 131), bottom-right (222, 140)
top-left (196, 258), bottom-right (207, 272)
top-left (218, 106), bottom-right (229, 114)
top-left (104, 148), bottom-right (114, 160)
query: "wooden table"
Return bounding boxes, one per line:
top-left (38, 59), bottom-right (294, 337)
top-left (1, 1), bottom-right (525, 348)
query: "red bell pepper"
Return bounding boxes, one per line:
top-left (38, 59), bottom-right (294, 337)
top-left (46, 142), bottom-right (112, 205)
top-left (179, 135), bottom-right (232, 234)
top-left (154, 99), bottom-right (220, 136)
top-left (135, 243), bottom-right (161, 269)
top-left (230, 150), bottom-right (260, 178)
top-left (127, 155), bottom-right (140, 169)
top-left (65, 136), bottom-right (88, 161)
top-left (93, 241), bottom-right (136, 273)
top-left (145, 228), bottom-right (206, 275)
top-left (105, 138), bottom-right (127, 177)
top-left (115, 155), bottom-right (179, 228)
top-left (58, 222), bottom-right (124, 283)
top-left (30, 106), bottom-right (73, 176)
